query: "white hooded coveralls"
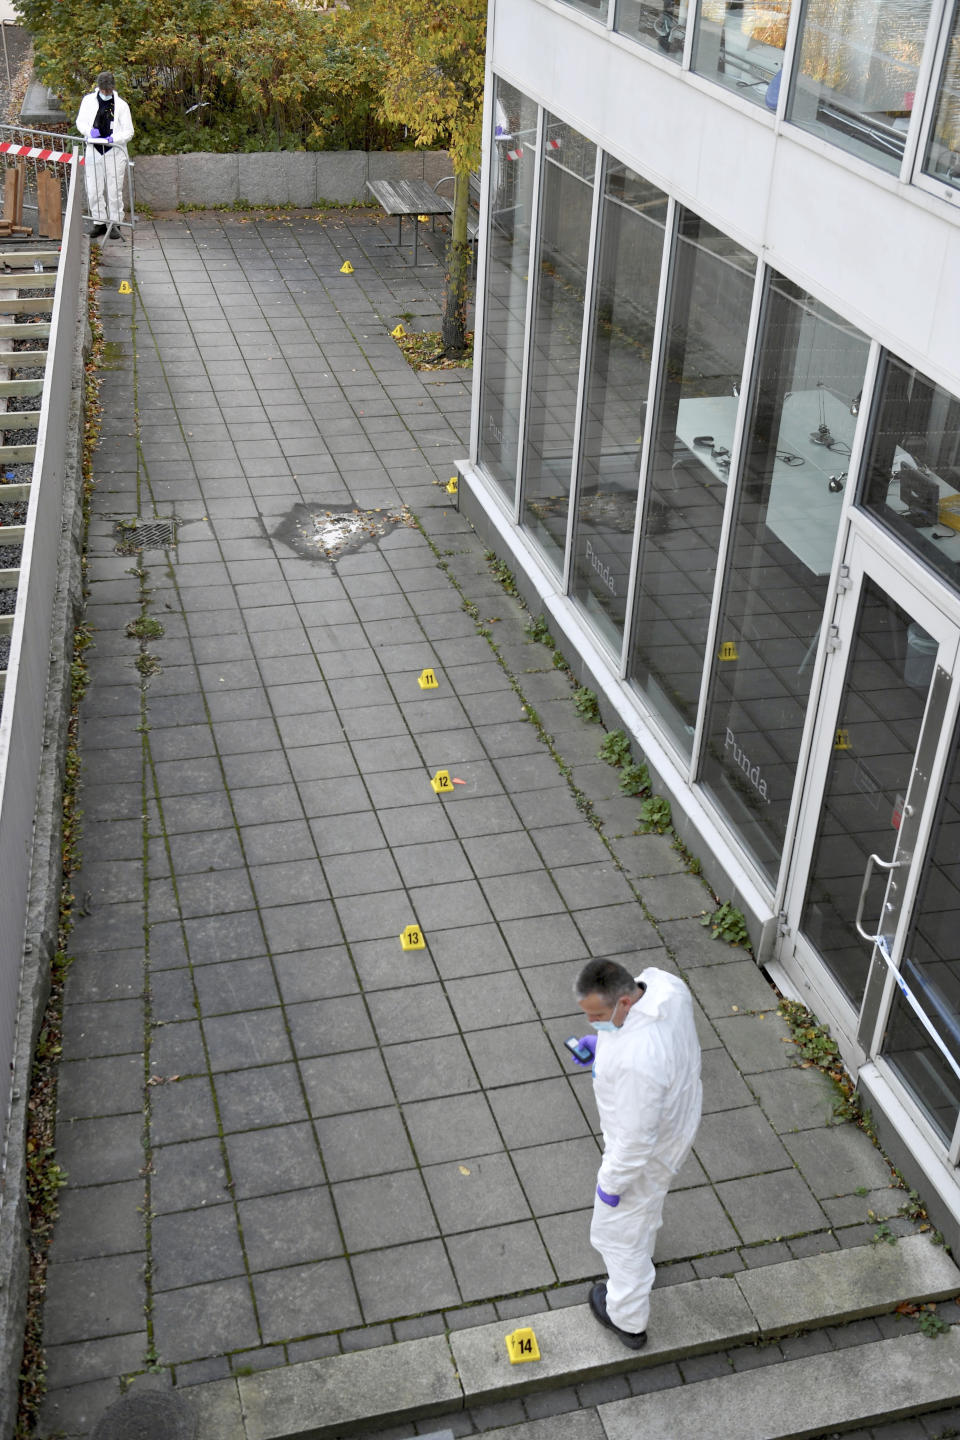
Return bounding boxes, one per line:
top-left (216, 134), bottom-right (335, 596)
top-left (75, 90), bottom-right (135, 225)
top-left (590, 966), bottom-right (702, 1334)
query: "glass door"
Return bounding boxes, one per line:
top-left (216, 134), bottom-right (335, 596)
top-left (779, 528), bottom-right (960, 1148)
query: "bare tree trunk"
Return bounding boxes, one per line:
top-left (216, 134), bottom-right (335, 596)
top-left (441, 167), bottom-right (471, 358)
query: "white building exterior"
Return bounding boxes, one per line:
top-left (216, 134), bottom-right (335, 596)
top-left (462, 0), bottom-right (960, 1236)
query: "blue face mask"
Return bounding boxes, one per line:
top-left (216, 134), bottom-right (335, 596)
top-left (591, 1019), bottom-right (617, 1032)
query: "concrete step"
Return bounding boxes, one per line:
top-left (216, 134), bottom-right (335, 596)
top-left (184, 1234), bottom-right (960, 1439)
top-left (598, 1328), bottom-right (960, 1439)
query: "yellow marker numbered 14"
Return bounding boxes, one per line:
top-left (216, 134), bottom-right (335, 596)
top-left (505, 1327), bottom-right (540, 1364)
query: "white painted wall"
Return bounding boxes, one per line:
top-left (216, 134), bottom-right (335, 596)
top-left (490, 0), bottom-right (960, 394)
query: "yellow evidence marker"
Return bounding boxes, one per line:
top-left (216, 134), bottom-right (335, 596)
top-left (391, 324), bottom-right (406, 338)
top-left (417, 213), bottom-right (430, 222)
top-left (118, 280), bottom-right (132, 294)
top-left (718, 640), bottom-right (739, 661)
top-left (431, 769), bottom-right (454, 794)
top-left (400, 925), bottom-right (426, 951)
top-left (340, 260), bottom-right (354, 275)
top-left (834, 728), bottom-right (851, 750)
top-left (446, 477), bottom-right (459, 495)
top-left (418, 668), bottom-right (439, 690)
top-left (505, 1328), bottom-right (541, 1364)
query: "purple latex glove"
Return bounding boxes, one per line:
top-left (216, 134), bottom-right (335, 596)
top-left (89, 127), bottom-right (100, 138)
top-left (596, 1185), bottom-right (620, 1208)
top-left (572, 1034), bottom-right (596, 1067)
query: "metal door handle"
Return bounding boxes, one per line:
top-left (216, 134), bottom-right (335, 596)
top-left (855, 852), bottom-right (905, 944)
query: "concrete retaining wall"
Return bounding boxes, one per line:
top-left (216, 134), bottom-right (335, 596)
top-left (133, 148), bottom-right (453, 212)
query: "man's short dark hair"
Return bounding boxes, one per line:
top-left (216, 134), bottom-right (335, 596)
top-left (575, 958), bottom-right (637, 1005)
top-left (97, 71), bottom-right (115, 92)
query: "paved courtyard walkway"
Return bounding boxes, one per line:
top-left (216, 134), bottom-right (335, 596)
top-left (33, 210), bottom-right (943, 1438)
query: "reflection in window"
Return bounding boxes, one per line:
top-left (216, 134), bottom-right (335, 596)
top-left (569, 166), bottom-right (668, 651)
top-left (858, 355), bottom-right (960, 596)
top-left (693, 0), bottom-right (790, 106)
top-left (627, 212), bottom-right (756, 759)
top-left (521, 119), bottom-right (597, 573)
top-left (699, 276), bottom-right (868, 884)
top-left (558, 0), bottom-right (611, 18)
top-left (883, 714), bottom-right (960, 1144)
top-left (925, 6), bottom-right (960, 189)
top-left (800, 581), bottom-right (930, 1007)
top-left (616, 0), bottom-right (689, 60)
top-left (477, 81), bottom-right (540, 502)
top-left (788, 0), bottom-right (931, 172)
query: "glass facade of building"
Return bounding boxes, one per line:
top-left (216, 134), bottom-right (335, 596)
top-left (472, 68), bottom-right (960, 1166)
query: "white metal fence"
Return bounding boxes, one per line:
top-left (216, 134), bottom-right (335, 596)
top-left (0, 156), bottom-right (83, 1178)
top-left (0, 122), bottom-right (135, 238)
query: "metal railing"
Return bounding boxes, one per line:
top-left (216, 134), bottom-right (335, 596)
top-left (0, 154), bottom-right (84, 1183)
top-left (0, 122), bottom-right (136, 239)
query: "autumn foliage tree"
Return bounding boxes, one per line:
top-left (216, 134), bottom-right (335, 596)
top-left (14, 0), bottom-right (395, 152)
top-left (353, 0), bottom-right (486, 356)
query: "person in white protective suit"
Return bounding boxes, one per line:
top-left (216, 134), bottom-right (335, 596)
top-left (75, 72), bottom-right (134, 240)
top-left (572, 957), bottom-right (702, 1349)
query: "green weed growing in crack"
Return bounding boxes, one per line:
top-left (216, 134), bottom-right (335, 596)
top-left (573, 686), bottom-right (600, 722)
top-left (777, 1000), bottom-right (878, 1142)
top-left (918, 1306), bottom-right (951, 1338)
top-left (619, 761), bottom-right (651, 798)
top-left (525, 614), bottom-right (555, 647)
top-left (485, 549), bottom-right (520, 596)
top-left (599, 729), bottom-right (632, 767)
top-left (125, 615), bottom-right (164, 641)
top-left (671, 832), bottom-right (703, 875)
top-left (871, 1218), bottom-right (897, 1245)
top-left (701, 900), bottom-right (751, 949)
top-left (637, 795), bottom-right (671, 833)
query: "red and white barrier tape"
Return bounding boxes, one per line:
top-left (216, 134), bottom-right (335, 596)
top-left (0, 141), bottom-right (82, 165)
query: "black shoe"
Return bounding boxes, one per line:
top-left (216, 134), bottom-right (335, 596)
top-left (106, 222), bottom-right (122, 240)
top-left (89, 224), bottom-right (107, 238)
top-left (589, 1282), bottom-right (647, 1351)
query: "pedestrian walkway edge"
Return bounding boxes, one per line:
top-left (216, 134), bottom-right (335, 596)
top-left (180, 1234), bottom-right (960, 1439)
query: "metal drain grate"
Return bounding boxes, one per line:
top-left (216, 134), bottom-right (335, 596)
top-left (115, 519), bottom-right (177, 552)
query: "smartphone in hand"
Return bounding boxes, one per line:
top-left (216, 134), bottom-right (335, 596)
top-left (564, 1036), bottom-right (594, 1064)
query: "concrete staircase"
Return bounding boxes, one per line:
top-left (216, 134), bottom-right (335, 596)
top-left (180, 1233), bottom-right (960, 1438)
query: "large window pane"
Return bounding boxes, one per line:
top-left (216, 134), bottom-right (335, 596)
top-left (569, 165), bottom-right (668, 650)
top-left (800, 581), bottom-right (930, 1006)
top-left (699, 276), bottom-right (869, 884)
top-left (615, 0), bottom-right (689, 60)
top-left (788, 0), bottom-right (931, 173)
top-left (627, 211), bottom-right (757, 759)
top-left (858, 354), bottom-right (960, 596)
top-left (924, 5), bottom-right (960, 190)
top-left (521, 119), bottom-right (597, 573)
top-left (477, 81), bottom-right (539, 501)
top-left (693, 0), bottom-right (790, 106)
top-left (882, 715), bottom-right (960, 1144)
